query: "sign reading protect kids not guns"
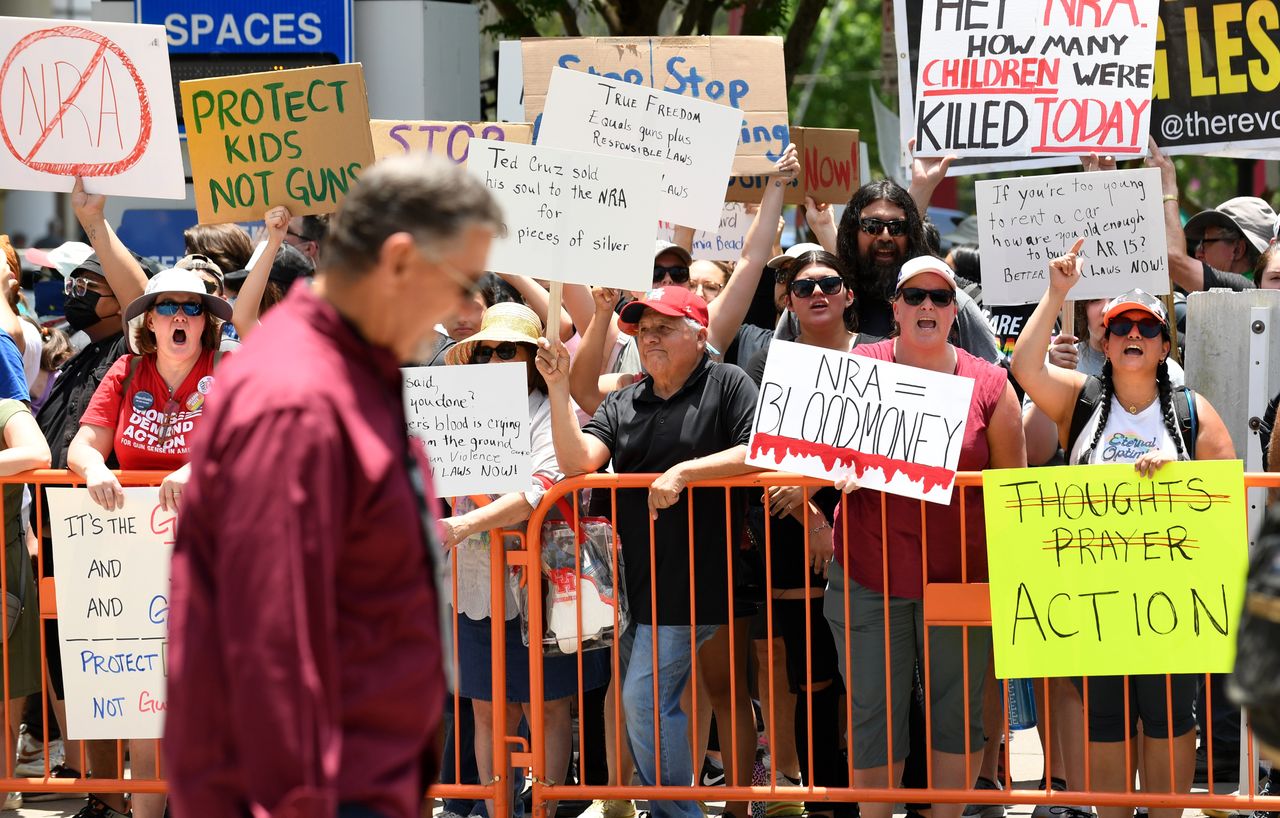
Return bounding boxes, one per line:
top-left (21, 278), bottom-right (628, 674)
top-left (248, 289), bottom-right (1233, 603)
top-left (983, 461), bottom-right (1248, 679)
top-left (0, 17), bottom-right (184, 198)
top-left (746, 341), bottom-right (974, 505)
top-left (180, 63), bottom-right (374, 223)
top-left (49, 486), bottom-right (174, 739)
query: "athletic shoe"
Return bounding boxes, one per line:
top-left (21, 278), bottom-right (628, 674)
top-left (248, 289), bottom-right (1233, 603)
top-left (1251, 775), bottom-right (1278, 818)
top-left (1042, 809), bottom-right (1093, 818)
top-left (764, 770), bottom-right (806, 818)
top-left (1030, 777), bottom-right (1069, 818)
top-left (962, 776), bottom-right (1006, 818)
top-left (22, 763), bottom-right (86, 803)
top-left (700, 756), bottom-right (725, 787)
top-left (1, 792), bottom-right (20, 811)
top-left (71, 795), bottom-right (130, 817)
top-left (578, 800), bottom-right (637, 818)
top-left (15, 736), bottom-right (63, 777)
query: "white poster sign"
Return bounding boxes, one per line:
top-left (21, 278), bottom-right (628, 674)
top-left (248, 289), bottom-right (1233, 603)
top-left (403, 363), bottom-right (532, 498)
top-left (497, 40), bottom-right (525, 123)
top-left (745, 341), bottom-right (974, 504)
top-left (472, 138), bottom-right (658, 291)
top-left (975, 167), bottom-right (1168, 306)
top-left (656, 202), bottom-right (750, 261)
top-left (536, 67), bottom-right (742, 231)
top-left (49, 486), bottom-right (173, 739)
top-left (0, 18), bottom-right (184, 198)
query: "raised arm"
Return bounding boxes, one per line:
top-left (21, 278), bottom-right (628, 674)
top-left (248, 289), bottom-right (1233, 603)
top-left (906, 138), bottom-right (955, 214)
top-left (537, 338), bottom-right (611, 476)
top-left (233, 205), bottom-right (288, 338)
top-left (1145, 139), bottom-right (1205, 292)
top-left (569, 288), bottom-right (625, 416)
top-left (72, 179), bottom-right (147, 308)
top-left (805, 196), bottom-right (837, 253)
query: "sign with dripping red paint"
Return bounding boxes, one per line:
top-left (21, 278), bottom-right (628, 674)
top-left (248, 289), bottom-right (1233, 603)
top-left (745, 340), bottom-right (975, 504)
top-left (0, 17), bottom-right (184, 198)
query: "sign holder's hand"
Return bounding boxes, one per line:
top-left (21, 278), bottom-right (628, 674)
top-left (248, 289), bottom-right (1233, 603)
top-left (1144, 137), bottom-right (1178, 197)
top-left (85, 464), bottom-right (125, 512)
top-left (773, 143), bottom-right (800, 181)
top-left (535, 338), bottom-right (571, 390)
top-left (648, 466), bottom-right (687, 519)
top-left (804, 195), bottom-right (837, 252)
top-left (1133, 450), bottom-right (1174, 479)
top-left (1079, 153), bottom-right (1117, 173)
top-left (1047, 334), bottom-right (1081, 370)
top-left (71, 178), bottom-right (106, 225)
top-left (1049, 237), bottom-right (1085, 296)
top-left (158, 464), bottom-right (191, 513)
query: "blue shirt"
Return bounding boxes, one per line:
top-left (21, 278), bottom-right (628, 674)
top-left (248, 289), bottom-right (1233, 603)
top-left (0, 333), bottom-right (30, 403)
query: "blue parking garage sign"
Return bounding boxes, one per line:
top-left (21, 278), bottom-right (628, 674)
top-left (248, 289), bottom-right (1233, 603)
top-left (137, 0), bottom-right (352, 61)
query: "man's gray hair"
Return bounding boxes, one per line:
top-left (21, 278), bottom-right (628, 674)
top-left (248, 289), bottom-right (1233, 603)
top-left (683, 317), bottom-right (705, 334)
top-left (323, 154), bottom-right (504, 275)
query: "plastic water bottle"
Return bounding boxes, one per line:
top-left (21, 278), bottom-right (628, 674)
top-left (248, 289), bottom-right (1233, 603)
top-left (1005, 678), bottom-right (1038, 731)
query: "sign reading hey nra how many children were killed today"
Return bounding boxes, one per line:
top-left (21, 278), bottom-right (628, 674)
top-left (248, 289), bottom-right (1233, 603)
top-left (909, 0), bottom-right (1159, 158)
top-left (49, 487), bottom-right (175, 740)
top-left (520, 36), bottom-right (790, 176)
top-left (0, 17), bottom-right (184, 198)
top-left (403, 363), bottom-right (531, 498)
top-left (180, 62), bottom-right (374, 223)
top-left (975, 167), bottom-right (1169, 305)
top-left (745, 340), bottom-right (974, 505)
top-left (473, 138), bottom-right (659, 292)
top-left (725, 127), bottom-right (860, 206)
top-left (983, 460), bottom-right (1248, 679)
top-left (370, 120), bottom-right (533, 163)
top-left (536, 67), bottom-right (743, 231)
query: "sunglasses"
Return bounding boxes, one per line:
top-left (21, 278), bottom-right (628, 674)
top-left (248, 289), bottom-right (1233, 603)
top-left (789, 276), bottom-right (845, 298)
top-left (472, 342), bottom-right (522, 363)
top-left (653, 265), bottom-right (690, 284)
top-left (1107, 317), bottom-right (1164, 338)
top-left (898, 287), bottom-right (955, 307)
top-left (154, 300), bottom-right (205, 317)
top-left (859, 217), bottom-right (908, 237)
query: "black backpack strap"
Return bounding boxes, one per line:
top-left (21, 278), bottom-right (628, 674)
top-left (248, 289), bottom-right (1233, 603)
top-left (1172, 386), bottom-right (1198, 460)
top-left (1067, 376), bottom-right (1104, 456)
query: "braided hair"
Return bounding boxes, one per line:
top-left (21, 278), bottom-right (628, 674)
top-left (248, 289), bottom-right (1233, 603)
top-left (1156, 359), bottom-right (1189, 460)
top-left (1078, 361), bottom-right (1115, 465)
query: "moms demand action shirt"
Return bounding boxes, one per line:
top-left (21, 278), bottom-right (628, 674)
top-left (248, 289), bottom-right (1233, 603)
top-left (80, 350), bottom-right (217, 471)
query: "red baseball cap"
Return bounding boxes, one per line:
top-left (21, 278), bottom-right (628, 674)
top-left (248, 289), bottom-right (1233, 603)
top-left (618, 287), bottom-right (709, 336)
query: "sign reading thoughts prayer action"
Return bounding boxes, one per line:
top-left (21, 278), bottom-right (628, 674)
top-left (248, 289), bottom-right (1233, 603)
top-left (983, 461), bottom-right (1248, 678)
top-left (0, 17), bottom-right (184, 198)
top-left (180, 63), bottom-right (374, 223)
top-left (745, 340), bottom-right (974, 504)
top-left (370, 120), bottom-right (533, 163)
top-left (49, 487), bottom-right (173, 739)
top-left (975, 167), bottom-right (1169, 305)
top-left (403, 363), bottom-right (531, 498)
top-left (911, 0), bottom-right (1159, 157)
top-left (473, 138), bottom-right (658, 291)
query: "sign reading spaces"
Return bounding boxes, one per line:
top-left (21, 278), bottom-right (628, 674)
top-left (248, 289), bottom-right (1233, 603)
top-left (975, 167), bottom-right (1168, 305)
top-left (472, 138), bottom-right (658, 292)
top-left (746, 340), bottom-right (974, 505)
top-left (536, 67), bottom-right (742, 231)
top-left (910, 0), bottom-right (1159, 158)
top-left (984, 460), bottom-right (1248, 678)
top-left (0, 17), bottom-right (184, 198)
top-left (371, 120), bottom-right (533, 163)
top-left (138, 0), bottom-right (352, 57)
top-left (50, 487), bottom-right (174, 740)
top-left (403, 363), bottom-right (532, 498)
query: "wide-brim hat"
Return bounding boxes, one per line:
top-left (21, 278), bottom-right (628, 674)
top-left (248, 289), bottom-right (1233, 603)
top-left (444, 302), bottom-right (543, 366)
top-left (24, 242), bottom-right (93, 277)
top-left (122, 268), bottom-right (234, 352)
top-left (1102, 288), bottom-right (1168, 327)
top-left (896, 255), bottom-right (958, 293)
top-left (1184, 197), bottom-right (1277, 254)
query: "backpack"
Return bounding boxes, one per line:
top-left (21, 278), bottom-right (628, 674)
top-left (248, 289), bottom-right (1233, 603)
top-left (1066, 375), bottom-right (1199, 463)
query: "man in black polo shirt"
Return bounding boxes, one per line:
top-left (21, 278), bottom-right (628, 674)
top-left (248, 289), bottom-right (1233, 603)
top-left (537, 286), bottom-right (759, 818)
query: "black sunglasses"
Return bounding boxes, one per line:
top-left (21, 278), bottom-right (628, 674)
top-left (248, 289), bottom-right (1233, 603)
top-left (789, 276), bottom-right (844, 298)
top-left (859, 217), bottom-right (908, 237)
top-left (898, 287), bottom-right (955, 307)
top-left (653, 265), bottom-right (690, 284)
top-left (154, 300), bottom-right (205, 317)
top-left (1107, 317), bottom-right (1164, 338)
top-left (472, 342), bottom-right (522, 364)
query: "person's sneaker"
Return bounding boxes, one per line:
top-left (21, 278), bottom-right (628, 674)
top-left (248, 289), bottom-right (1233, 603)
top-left (578, 800), bottom-right (637, 818)
top-left (962, 776), bottom-right (1006, 818)
top-left (1030, 777), bottom-right (1069, 818)
top-left (1042, 808), bottom-right (1093, 818)
top-left (1248, 775), bottom-right (1279, 818)
top-left (71, 795), bottom-right (130, 817)
top-left (15, 736), bottom-right (64, 777)
top-left (764, 771), bottom-right (805, 818)
top-left (700, 756), bottom-right (725, 787)
top-left (22, 763), bottom-right (87, 802)
top-left (1, 792), bottom-right (20, 811)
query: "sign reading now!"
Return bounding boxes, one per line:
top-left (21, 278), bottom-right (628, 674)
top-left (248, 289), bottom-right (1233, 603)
top-left (725, 127), bottom-right (860, 206)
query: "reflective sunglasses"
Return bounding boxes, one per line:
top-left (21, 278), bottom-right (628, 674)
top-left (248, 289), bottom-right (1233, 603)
top-left (789, 276), bottom-right (844, 298)
top-left (472, 342), bottom-right (522, 363)
top-left (63, 277), bottom-right (101, 298)
top-left (859, 217), bottom-right (908, 237)
top-left (154, 300), bottom-right (205, 317)
top-left (1106, 317), bottom-right (1164, 338)
top-left (653, 265), bottom-right (690, 284)
top-left (898, 287), bottom-right (955, 307)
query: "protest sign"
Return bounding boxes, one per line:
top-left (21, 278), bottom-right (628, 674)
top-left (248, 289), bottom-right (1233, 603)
top-left (656, 203), bottom-right (750, 261)
top-left (520, 36), bottom-right (789, 176)
top-left (536, 67), bottom-right (742, 231)
top-left (49, 486), bottom-right (172, 739)
top-left (984, 460), bottom-right (1248, 678)
top-left (403, 363), bottom-right (531, 498)
top-left (180, 63), bottom-right (374, 223)
top-left (975, 167), bottom-right (1169, 305)
top-left (0, 17), bottom-right (184, 198)
top-left (472, 138), bottom-right (658, 291)
top-left (370, 120), bottom-right (533, 163)
top-left (725, 127), bottom-right (860, 205)
top-left (746, 340), bottom-right (974, 504)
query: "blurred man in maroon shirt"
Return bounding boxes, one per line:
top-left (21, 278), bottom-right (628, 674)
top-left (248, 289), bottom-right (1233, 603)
top-left (165, 155), bottom-right (501, 818)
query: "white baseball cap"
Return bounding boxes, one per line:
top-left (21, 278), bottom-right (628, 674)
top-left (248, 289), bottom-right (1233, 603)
top-left (766, 242), bottom-right (825, 269)
top-left (896, 255), bottom-right (958, 292)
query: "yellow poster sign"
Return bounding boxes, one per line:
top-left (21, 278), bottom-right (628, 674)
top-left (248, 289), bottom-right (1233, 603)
top-left (983, 460), bottom-right (1248, 679)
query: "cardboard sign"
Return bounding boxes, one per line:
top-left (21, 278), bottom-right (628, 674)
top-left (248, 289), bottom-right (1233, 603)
top-left (371, 120), bottom-right (533, 163)
top-left (535, 67), bottom-right (742, 231)
top-left (520, 36), bottom-right (789, 176)
top-left (975, 167), bottom-right (1169, 306)
top-left (180, 63), bottom-right (374, 223)
top-left (984, 461), bottom-right (1248, 678)
top-left (745, 340), bottom-right (974, 505)
top-left (49, 487), bottom-right (173, 739)
top-left (0, 17), bottom-right (184, 198)
top-left (472, 138), bottom-right (659, 291)
top-left (725, 127), bottom-right (860, 205)
top-left (403, 363), bottom-right (532, 498)
top-left (656, 203), bottom-right (750, 261)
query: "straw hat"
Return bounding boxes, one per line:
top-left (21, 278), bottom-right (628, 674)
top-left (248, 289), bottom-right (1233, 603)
top-left (444, 302), bottom-right (543, 365)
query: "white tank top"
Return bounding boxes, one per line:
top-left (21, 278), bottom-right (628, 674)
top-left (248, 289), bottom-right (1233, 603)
top-left (1069, 395), bottom-right (1181, 465)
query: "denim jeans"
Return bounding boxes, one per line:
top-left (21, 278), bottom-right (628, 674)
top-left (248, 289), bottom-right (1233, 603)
top-left (619, 622), bottom-right (720, 818)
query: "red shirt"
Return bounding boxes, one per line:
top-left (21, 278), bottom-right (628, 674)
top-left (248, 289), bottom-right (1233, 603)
top-left (833, 339), bottom-right (1007, 598)
top-left (79, 350), bottom-right (217, 471)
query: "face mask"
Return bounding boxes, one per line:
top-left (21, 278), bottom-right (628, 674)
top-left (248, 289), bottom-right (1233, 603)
top-left (64, 291), bottom-right (104, 332)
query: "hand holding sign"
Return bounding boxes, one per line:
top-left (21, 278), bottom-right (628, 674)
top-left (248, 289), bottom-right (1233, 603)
top-left (71, 177), bottom-right (106, 224)
top-left (1048, 237), bottom-right (1086, 296)
top-left (535, 338), bottom-right (571, 390)
top-left (775, 143), bottom-right (800, 181)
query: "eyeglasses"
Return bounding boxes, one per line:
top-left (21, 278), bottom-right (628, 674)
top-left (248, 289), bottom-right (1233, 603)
top-left (285, 231), bottom-right (315, 246)
top-left (1196, 236), bottom-right (1240, 250)
top-left (63, 277), bottom-right (104, 298)
top-left (472, 342), bottom-right (522, 363)
top-left (859, 217), bottom-right (908, 237)
top-left (1106, 317), bottom-right (1164, 338)
top-left (154, 300), bottom-right (205, 317)
top-left (898, 287), bottom-right (955, 307)
top-left (789, 276), bottom-right (845, 298)
top-left (653, 265), bottom-right (690, 284)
